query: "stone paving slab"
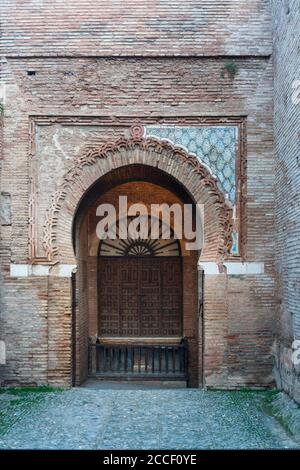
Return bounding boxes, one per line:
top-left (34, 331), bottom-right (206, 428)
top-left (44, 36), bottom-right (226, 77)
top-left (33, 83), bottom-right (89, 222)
top-left (0, 385), bottom-right (299, 450)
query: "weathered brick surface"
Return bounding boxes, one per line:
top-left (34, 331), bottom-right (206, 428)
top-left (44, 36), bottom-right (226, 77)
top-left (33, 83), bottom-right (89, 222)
top-left (47, 277), bottom-right (73, 387)
top-left (0, 276), bottom-right (49, 386)
top-left (1, 57), bottom-right (274, 265)
top-left (0, 0), bottom-right (272, 57)
top-left (0, 1), bottom-right (277, 388)
top-left (272, 0), bottom-right (300, 403)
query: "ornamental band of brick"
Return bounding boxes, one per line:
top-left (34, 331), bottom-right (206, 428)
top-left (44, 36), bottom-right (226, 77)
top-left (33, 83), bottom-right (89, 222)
top-left (42, 136), bottom-right (234, 262)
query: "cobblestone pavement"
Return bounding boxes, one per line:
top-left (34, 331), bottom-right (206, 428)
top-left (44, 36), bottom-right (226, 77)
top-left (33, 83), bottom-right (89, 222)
top-left (0, 384), bottom-right (299, 450)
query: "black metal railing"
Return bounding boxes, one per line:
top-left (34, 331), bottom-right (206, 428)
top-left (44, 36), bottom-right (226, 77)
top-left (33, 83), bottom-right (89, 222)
top-left (88, 339), bottom-right (188, 380)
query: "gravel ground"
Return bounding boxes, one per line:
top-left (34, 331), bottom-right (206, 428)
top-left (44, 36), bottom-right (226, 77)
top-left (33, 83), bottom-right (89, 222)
top-left (0, 385), bottom-right (299, 450)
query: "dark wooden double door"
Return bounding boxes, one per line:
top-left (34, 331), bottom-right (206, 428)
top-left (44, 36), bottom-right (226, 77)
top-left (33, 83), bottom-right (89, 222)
top-left (98, 257), bottom-right (182, 337)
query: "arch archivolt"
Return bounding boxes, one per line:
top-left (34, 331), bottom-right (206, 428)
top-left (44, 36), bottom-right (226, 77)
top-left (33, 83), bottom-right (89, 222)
top-left (42, 137), bottom-right (233, 264)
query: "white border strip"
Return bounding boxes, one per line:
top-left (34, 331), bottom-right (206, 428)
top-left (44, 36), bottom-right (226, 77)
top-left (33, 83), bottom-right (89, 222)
top-left (0, 340), bottom-right (6, 365)
top-left (198, 262), bottom-right (264, 275)
top-left (10, 264), bottom-right (77, 278)
top-left (10, 262), bottom-right (264, 277)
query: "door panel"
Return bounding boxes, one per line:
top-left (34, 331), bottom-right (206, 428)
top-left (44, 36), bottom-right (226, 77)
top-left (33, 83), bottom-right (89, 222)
top-left (98, 257), bottom-right (182, 337)
top-left (98, 260), bottom-right (119, 336)
top-left (119, 259), bottom-right (140, 336)
top-left (140, 259), bottom-right (161, 336)
top-left (161, 259), bottom-right (182, 336)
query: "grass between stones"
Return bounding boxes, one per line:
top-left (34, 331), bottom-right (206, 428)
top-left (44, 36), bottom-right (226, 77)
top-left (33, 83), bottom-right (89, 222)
top-left (0, 386), bottom-right (64, 437)
top-left (262, 390), bottom-right (300, 440)
top-left (0, 385), bottom-right (63, 395)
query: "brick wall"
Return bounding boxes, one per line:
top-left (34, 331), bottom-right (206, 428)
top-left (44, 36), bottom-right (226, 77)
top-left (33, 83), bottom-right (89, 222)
top-left (272, 0), bottom-right (300, 404)
top-left (0, 1), bottom-right (276, 388)
top-left (2, 56), bottom-right (274, 264)
top-left (1, 0), bottom-right (272, 57)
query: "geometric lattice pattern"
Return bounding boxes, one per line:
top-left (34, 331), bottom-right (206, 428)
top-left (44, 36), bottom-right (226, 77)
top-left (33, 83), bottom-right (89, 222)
top-left (145, 125), bottom-right (237, 205)
top-left (99, 236), bottom-right (180, 257)
top-left (98, 217), bottom-right (181, 257)
top-left (144, 125), bottom-right (239, 255)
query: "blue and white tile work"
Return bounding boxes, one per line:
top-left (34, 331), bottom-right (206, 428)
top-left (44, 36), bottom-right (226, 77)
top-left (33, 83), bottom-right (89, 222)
top-left (144, 125), bottom-right (237, 205)
top-left (144, 125), bottom-right (239, 255)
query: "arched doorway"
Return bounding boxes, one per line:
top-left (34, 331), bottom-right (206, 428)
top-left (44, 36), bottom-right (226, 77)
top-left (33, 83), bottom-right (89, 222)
top-left (47, 137), bottom-right (233, 388)
top-left (74, 165), bottom-right (201, 386)
top-left (95, 216), bottom-right (186, 381)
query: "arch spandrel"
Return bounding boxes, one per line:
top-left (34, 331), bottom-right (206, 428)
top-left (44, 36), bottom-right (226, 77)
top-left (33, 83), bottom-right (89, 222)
top-left (42, 138), bottom-right (233, 265)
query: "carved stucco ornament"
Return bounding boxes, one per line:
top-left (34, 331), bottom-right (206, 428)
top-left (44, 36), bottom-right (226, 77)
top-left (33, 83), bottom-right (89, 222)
top-left (43, 136), bottom-right (233, 261)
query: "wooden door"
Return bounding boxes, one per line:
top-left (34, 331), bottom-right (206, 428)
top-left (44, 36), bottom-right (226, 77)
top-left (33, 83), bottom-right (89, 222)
top-left (139, 258), bottom-right (161, 336)
top-left (98, 257), bottom-right (182, 337)
top-left (119, 259), bottom-right (140, 336)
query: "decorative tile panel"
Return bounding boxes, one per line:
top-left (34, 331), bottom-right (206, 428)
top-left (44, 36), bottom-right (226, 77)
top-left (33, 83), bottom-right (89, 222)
top-left (144, 125), bottom-right (237, 205)
top-left (28, 116), bottom-right (245, 262)
top-left (145, 125), bottom-right (239, 255)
